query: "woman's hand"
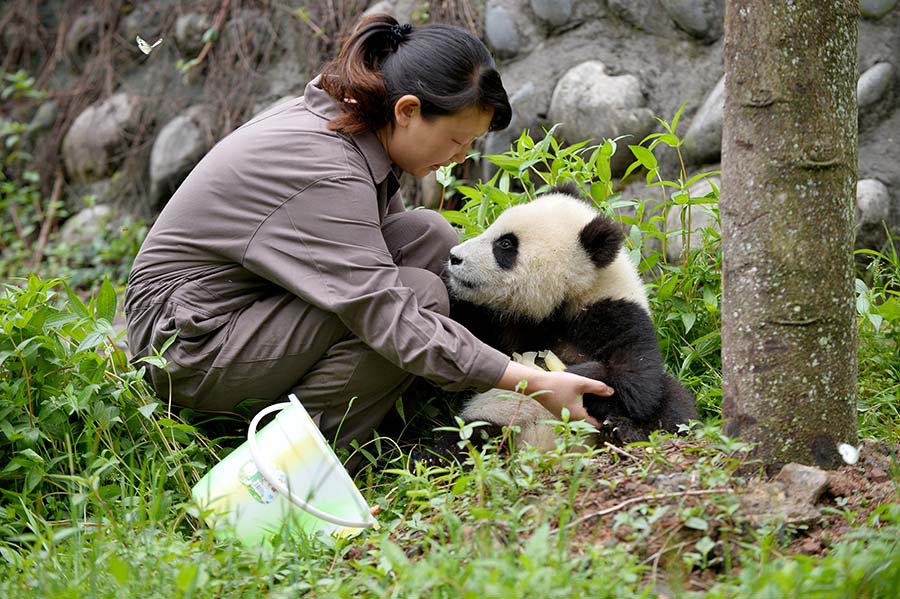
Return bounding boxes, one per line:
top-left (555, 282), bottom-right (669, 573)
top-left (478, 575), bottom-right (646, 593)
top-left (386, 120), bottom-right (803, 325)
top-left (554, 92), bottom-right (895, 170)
top-left (496, 360), bottom-right (613, 428)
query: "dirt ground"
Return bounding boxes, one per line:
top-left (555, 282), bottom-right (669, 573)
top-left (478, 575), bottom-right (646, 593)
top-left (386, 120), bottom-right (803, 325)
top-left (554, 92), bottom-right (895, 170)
top-left (563, 438), bottom-right (899, 593)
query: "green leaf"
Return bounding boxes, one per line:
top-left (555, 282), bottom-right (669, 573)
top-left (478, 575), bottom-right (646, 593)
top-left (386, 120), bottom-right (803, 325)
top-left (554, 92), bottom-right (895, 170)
top-left (76, 331), bottom-right (106, 353)
top-left (629, 145), bottom-right (658, 171)
top-left (136, 355), bottom-right (167, 368)
top-left (681, 312), bottom-right (697, 334)
top-left (108, 554), bottom-right (131, 586)
top-left (695, 535), bottom-right (715, 555)
top-left (670, 101), bottom-right (687, 133)
top-left (176, 563), bottom-right (198, 592)
top-left (64, 284), bottom-right (90, 319)
top-left (96, 277), bottom-right (117, 322)
top-left (18, 448), bottom-right (44, 464)
top-left (684, 516), bottom-right (708, 531)
top-left (138, 402), bottom-right (159, 419)
top-left (877, 296), bottom-right (900, 323)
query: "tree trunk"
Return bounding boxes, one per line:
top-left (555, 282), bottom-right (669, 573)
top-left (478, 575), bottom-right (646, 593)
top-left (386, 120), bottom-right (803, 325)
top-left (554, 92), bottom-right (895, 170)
top-left (721, 0), bottom-right (858, 471)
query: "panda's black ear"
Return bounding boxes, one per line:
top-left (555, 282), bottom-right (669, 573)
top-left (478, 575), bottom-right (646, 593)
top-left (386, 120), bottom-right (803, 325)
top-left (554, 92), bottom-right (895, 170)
top-left (579, 214), bottom-right (624, 268)
top-left (546, 181), bottom-right (583, 199)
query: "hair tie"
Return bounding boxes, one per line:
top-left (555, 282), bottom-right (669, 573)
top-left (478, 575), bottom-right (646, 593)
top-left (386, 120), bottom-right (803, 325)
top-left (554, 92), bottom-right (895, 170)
top-left (388, 23), bottom-right (412, 50)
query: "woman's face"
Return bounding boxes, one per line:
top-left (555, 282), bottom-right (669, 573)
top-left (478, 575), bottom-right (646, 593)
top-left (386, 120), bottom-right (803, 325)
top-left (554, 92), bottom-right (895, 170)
top-left (381, 96), bottom-right (494, 179)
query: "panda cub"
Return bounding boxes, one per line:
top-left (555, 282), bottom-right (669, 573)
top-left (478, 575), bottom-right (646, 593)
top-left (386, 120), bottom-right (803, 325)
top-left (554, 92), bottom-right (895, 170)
top-left (445, 186), bottom-right (697, 449)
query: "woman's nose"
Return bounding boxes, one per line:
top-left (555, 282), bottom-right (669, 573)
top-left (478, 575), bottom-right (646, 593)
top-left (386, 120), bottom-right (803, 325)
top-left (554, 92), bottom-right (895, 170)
top-left (451, 145), bottom-right (468, 164)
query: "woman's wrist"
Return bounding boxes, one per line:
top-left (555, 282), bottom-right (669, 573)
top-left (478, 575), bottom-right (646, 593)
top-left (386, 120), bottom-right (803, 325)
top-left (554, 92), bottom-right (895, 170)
top-left (497, 360), bottom-right (551, 396)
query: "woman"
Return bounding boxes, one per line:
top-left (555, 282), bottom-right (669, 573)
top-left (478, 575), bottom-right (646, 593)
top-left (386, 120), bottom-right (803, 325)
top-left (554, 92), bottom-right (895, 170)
top-left (125, 14), bottom-right (611, 450)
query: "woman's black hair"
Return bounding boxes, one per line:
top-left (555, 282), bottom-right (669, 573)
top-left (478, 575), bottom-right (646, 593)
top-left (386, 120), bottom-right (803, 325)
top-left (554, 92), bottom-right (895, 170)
top-left (321, 14), bottom-right (511, 136)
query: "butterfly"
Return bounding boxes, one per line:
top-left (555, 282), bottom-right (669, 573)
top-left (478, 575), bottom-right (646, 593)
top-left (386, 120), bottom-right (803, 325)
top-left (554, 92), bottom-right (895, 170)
top-left (136, 36), bottom-right (163, 55)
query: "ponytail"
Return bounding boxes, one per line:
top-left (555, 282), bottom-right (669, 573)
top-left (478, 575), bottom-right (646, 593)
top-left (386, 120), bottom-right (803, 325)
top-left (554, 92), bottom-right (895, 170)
top-left (320, 14), bottom-right (511, 136)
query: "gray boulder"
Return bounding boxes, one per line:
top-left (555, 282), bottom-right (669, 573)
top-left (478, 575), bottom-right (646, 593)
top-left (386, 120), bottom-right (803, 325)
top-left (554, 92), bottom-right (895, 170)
top-left (860, 0), bottom-right (898, 19)
top-left (855, 178), bottom-right (892, 250)
top-left (149, 104), bottom-right (216, 208)
top-left (485, 0), bottom-right (541, 59)
top-left (608, 0), bottom-right (678, 37)
top-left (174, 13), bottom-right (211, 57)
top-left (548, 60), bottom-right (656, 174)
top-left (58, 204), bottom-right (114, 248)
top-left (858, 62), bottom-right (897, 108)
top-left (64, 12), bottom-right (103, 70)
top-left (682, 75), bottom-right (725, 166)
top-left (858, 62), bottom-right (897, 131)
top-left (62, 93), bottom-right (143, 182)
top-left (659, 0), bottom-right (723, 42)
top-left (530, 0), bottom-right (575, 27)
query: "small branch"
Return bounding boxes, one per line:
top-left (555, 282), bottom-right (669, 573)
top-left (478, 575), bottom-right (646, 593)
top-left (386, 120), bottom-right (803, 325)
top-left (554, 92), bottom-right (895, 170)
top-left (603, 442), bottom-right (640, 461)
top-left (562, 488), bottom-right (731, 531)
top-left (192, 0), bottom-right (231, 68)
top-left (29, 171), bottom-right (64, 271)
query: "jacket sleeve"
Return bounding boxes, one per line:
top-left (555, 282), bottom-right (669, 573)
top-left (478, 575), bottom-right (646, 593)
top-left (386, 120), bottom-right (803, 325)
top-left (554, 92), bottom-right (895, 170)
top-left (241, 175), bottom-right (509, 392)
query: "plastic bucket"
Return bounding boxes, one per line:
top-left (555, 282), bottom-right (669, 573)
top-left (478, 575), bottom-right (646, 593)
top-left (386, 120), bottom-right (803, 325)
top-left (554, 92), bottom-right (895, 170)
top-left (191, 393), bottom-right (377, 545)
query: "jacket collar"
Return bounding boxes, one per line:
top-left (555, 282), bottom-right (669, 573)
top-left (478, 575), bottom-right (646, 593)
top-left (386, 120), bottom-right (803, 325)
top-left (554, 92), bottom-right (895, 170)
top-left (303, 75), bottom-right (398, 186)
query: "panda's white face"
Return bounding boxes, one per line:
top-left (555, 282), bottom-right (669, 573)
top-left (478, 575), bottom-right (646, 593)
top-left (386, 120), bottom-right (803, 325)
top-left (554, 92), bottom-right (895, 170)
top-left (446, 193), bottom-right (649, 321)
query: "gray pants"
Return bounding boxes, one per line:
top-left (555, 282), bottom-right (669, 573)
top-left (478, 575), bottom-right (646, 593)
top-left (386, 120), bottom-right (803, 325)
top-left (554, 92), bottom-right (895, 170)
top-left (138, 210), bottom-right (458, 449)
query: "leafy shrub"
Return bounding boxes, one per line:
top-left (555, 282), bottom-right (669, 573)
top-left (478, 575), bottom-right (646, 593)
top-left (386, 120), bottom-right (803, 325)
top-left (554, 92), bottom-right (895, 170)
top-left (0, 275), bottom-right (208, 538)
top-left (855, 236), bottom-right (900, 438)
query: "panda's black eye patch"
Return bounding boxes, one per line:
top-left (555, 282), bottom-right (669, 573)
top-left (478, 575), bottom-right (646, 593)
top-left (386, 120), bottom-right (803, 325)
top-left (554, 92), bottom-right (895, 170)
top-left (493, 233), bottom-right (519, 270)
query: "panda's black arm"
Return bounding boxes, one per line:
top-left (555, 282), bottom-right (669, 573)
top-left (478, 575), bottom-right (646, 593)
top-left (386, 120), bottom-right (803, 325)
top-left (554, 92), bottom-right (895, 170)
top-left (563, 299), bottom-right (667, 421)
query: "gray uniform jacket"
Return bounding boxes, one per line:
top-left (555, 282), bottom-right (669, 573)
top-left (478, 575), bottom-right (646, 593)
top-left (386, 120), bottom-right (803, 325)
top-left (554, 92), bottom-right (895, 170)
top-left (125, 76), bottom-right (509, 406)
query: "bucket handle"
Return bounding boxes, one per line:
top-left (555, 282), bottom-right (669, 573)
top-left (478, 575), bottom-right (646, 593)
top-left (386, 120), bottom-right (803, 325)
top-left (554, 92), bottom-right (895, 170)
top-left (247, 395), bottom-right (375, 529)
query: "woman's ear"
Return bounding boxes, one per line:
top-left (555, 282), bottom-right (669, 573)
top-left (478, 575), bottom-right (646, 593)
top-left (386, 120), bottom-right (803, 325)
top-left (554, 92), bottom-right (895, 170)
top-left (393, 94), bottom-right (421, 127)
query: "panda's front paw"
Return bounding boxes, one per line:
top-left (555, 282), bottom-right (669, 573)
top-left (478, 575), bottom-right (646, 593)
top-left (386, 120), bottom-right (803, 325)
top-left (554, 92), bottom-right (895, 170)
top-left (600, 416), bottom-right (650, 445)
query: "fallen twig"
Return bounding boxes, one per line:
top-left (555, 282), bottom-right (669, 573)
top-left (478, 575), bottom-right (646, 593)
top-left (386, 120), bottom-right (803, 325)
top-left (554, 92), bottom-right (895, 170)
top-left (603, 442), bottom-right (641, 461)
top-left (563, 488), bottom-right (731, 531)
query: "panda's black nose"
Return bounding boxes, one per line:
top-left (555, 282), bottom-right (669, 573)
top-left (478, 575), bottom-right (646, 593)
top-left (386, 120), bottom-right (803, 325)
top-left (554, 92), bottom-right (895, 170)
top-left (449, 252), bottom-right (462, 266)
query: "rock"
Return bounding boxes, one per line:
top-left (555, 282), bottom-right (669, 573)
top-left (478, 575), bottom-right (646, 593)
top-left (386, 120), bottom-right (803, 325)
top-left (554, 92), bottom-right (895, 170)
top-left (65, 12), bottom-right (103, 69)
top-left (174, 13), bottom-right (211, 57)
top-left (856, 179), bottom-right (891, 226)
top-left (740, 482), bottom-right (822, 527)
top-left (27, 100), bottom-right (59, 134)
top-left (65, 179), bottom-right (113, 214)
top-left (665, 176), bottom-right (720, 262)
top-left (798, 536), bottom-right (824, 554)
top-left (149, 105), bottom-right (216, 208)
top-left (855, 178), bottom-right (891, 250)
top-left (608, 0), bottom-right (677, 37)
top-left (648, 472), bottom-right (697, 492)
top-left (221, 11), bottom-right (274, 67)
top-left (682, 75), bottom-right (725, 166)
top-left (485, 1), bottom-right (523, 58)
top-left (773, 463), bottom-right (829, 506)
top-left (870, 467), bottom-right (890, 483)
top-left (62, 93), bottom-right (143, 182)
top-left (858, 62), bottom-right (897, 109)
top-left (548, 61), bottom-right (656, 174)
top-left (659, 0), bottom-right (723, 42)
top-left (530, 0), bottom-right (574, 27)
top-left (860, 0), bottom-right (898, 19)
top-left (58, 204), bottom-right (114, 248)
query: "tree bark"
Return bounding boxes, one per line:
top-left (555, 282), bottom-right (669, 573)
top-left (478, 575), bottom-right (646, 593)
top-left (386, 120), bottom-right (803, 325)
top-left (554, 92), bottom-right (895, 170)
top-left (721, 0), bottom-right (858, 471)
